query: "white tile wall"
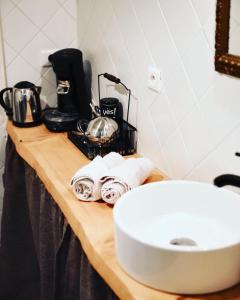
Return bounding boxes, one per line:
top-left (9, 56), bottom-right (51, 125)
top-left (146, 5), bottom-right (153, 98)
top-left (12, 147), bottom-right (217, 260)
top-left (1, 0), bottom-right (240, 186)
top-left (77, 0), bottom-right (240, 182)
top-left (0, 0), bottom-right (77, 105)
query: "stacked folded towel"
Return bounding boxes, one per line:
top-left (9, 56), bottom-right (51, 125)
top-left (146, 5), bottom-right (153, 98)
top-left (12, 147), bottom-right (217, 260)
top-left (70, 152), bottom-right (124, 201)
top-left (70, 152), bottom-right (155, 204)
top-left (100, 158), bottom-right (155, 204)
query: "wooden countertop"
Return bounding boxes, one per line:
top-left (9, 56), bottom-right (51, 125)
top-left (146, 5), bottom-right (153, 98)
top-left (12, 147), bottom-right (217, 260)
top-left (7, 121), bottom-right (240, 300)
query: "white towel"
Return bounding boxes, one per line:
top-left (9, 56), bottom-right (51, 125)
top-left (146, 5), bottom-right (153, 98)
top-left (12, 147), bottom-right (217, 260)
top-left (100, 157), bottom-right (155, 205)
top-left (70, 152), bottom-right (124, 201)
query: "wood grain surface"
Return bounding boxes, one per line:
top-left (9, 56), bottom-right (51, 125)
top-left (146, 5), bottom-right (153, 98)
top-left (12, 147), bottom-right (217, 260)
top-left (7, 121), bottom-right (240, 300)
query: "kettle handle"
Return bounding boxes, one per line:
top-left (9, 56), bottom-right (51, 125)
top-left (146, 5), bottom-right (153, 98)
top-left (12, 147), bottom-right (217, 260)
top-left (30, 87), bottom-right (42, 120)
top-left (0, 87), bottom-right (12, 113)
top-left (76, 119), bottom-right (89, 134)
top-left (31, 87), bottom-right (41, 103)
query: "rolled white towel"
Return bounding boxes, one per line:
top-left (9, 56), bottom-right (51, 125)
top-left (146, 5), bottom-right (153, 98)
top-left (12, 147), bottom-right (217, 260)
top-left (70, 152), bottom-right (124, 201)
top-left (100, 157), bottom-right (155, 205)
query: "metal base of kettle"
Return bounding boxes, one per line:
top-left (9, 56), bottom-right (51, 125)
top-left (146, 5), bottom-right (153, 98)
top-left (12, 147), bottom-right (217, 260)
top-left (13, 120), bottom-right (43, 128)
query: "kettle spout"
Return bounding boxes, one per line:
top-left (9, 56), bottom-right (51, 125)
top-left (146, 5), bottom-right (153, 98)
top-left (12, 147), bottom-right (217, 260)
top-left (213, 174), bottom-right (240, 188)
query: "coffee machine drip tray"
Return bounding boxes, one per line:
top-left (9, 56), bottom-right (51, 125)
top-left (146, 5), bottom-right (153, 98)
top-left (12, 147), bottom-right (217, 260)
top-left (43, 108), bottom-right (80, 132)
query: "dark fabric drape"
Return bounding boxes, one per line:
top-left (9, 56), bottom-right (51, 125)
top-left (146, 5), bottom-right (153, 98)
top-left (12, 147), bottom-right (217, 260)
top-left (0, 138), bottom-right (40, 300)
top-left (0, 137), bottom-right (118, 300)
top-left (24, 164), bottom-right (68, 300)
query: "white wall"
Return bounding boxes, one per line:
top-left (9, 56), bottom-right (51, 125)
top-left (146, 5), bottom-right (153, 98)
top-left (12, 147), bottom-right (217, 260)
top-left (0, 0), bottom-right (77, 106)
top-left (77, 0), bottom-right (240, 183)
top-left (0, 16), bottom-right (6, 223)
top-left (1, 0), bottom-right (240, 185)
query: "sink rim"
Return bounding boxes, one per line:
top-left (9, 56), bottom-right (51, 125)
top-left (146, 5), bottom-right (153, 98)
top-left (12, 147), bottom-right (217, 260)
top-left (113, 180), bottom-right (240, 253)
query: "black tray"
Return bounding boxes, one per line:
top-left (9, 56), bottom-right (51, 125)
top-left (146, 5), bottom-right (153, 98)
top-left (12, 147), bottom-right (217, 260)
top-left (68, 120), bottom-right (137, 160)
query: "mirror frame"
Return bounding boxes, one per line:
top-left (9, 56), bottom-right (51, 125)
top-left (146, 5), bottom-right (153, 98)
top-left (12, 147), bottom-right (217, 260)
top-left (215, 0), bottom-right (240, 77)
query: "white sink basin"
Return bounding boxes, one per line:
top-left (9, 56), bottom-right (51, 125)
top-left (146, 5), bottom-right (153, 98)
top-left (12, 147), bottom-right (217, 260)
top-left (113, 180), bottom-right (240, 294)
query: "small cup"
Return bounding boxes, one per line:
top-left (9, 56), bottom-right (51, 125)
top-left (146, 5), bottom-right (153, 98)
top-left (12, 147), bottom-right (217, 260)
top-left (100, 97), bottom-right (119, 119)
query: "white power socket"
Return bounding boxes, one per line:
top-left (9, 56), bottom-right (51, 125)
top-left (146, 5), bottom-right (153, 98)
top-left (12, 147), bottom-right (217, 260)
top-left (40, 49), bottom-right (59, 67)
top-left (147, 66), bottom-right (163, 93)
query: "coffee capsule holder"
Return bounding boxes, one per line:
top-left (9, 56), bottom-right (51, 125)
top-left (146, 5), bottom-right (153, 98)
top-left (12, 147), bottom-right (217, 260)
top-left (68, 73), bottom-right (137, 160)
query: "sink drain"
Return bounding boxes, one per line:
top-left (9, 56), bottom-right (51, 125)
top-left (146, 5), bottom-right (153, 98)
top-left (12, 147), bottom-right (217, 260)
top-left (169, 238), bottom-right (197, 247)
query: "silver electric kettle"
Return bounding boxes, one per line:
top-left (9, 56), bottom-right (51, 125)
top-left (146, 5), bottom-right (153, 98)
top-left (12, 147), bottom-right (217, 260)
top-left (0, 81), bottom-right (42, 127)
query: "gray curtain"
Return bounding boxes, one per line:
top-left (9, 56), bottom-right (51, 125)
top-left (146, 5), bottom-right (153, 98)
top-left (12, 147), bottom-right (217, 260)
top-left (0, 137), bottom-right (118, 300)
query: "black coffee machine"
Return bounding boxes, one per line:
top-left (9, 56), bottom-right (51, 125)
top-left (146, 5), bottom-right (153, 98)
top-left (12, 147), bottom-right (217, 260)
top-left (43, 48), bottom-right (91, 132)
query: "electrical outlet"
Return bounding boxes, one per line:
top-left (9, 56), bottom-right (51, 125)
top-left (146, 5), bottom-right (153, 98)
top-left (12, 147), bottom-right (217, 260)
top-left (40, 49), bottom-right (59, 67)
top-left (147, 66), bottom-right (163, 93)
